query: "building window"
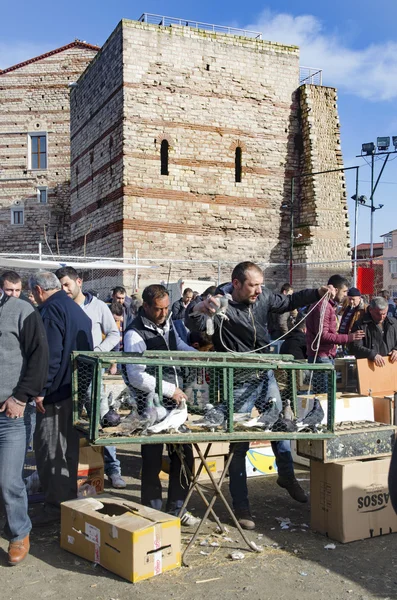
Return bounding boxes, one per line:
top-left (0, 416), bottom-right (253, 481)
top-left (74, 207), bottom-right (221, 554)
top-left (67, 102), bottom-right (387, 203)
top-left (384, 234), bottom-right (393, 249)
top-left (28, 133), bottom-right (47, 169)
top-left (235, 147), bottom-right (242, 183)
top-left (11, 206), bottom-right (24, 225)
top-left (160, 140), bottom-right (169, 176)
top-left (389, 260), bottom-right (397, 274)
top-left (37, 186), bottom-right (48, 204)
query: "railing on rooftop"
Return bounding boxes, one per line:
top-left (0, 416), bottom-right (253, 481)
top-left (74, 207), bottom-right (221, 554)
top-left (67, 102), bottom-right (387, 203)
top-left (300, 66), bottom-right (323, 86)
top-left (138, 13), bottom-right (263, 39)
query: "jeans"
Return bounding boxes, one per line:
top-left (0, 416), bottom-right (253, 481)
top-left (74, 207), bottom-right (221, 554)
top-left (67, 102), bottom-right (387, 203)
top-left (104, 446), bottom-right (121, 477)
top-left (308, 356), bottom-right (334, 394)
top-left (34, 399), bottom-right (79, 510)
top-left (0, 411), bottom-right (31, 541)
top-left (141, 444), bottom-right (194, 515)
top-left (229, 372), bottom-right (295, 511)
top-left (24, 402), bottom-right (36, 453)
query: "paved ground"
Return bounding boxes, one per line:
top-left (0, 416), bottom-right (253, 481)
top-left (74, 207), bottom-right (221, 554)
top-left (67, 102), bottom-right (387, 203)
top-left (1, 447), bottom-right (397, 600)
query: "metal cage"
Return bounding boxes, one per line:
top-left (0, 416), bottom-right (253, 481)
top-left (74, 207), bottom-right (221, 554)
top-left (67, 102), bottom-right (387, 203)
top-left (72, 351), bottom-right (336, 445)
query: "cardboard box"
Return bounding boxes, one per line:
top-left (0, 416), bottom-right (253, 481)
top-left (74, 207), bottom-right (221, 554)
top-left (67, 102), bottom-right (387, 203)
top-left (77, 439), bottom-right (104, 494)
top-left (310, 458), bottom-right (397, 543)
top-left (291, 440), bottom-right (310, 468)
top-left (192, 442), bottom-right (229, 458)
top-left (373, 395), bottom-right (396, 425)
top-left (246, 446), bottom-right (277, 478)
top-left (296, 393), bottom-right (374, 424)
top-left (193, 455), bottom-right (225, 481)
top-left (61, 496), bottom-right (181, 583)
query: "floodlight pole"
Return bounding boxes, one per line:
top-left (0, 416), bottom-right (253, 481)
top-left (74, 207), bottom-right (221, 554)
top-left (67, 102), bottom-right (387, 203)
top-left (353, 167), bottom-right (360, 287)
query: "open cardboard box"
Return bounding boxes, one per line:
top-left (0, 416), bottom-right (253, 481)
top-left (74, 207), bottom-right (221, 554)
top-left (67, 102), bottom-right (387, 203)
top-left (357, 358), bottom-right (397, 425)
top-left (61, 497), bottom-right (180, 583)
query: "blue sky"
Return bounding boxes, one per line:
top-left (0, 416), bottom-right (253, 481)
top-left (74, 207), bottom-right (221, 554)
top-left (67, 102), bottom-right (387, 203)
top-left (1, 0), bottom-right (396, 245)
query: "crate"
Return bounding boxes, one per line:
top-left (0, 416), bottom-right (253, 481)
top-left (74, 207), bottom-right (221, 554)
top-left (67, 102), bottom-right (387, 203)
top-left (296, 421), bottom-right (397, 463)
top-left (72, 351), bottom-right (337, 445)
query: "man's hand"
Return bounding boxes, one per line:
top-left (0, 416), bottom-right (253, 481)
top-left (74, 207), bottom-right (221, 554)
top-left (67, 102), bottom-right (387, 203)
top-left (109, 363), bottom-right (118, 376)
top-left (0, 396), bottom-right (26, 419)
top-left (318, 285), bottom-right (336, 299)
top-left (390, 350), bottom-right (397, 364)
top-left (193, 295), bottom-right (222, 316)
top-left (172, 387), bottom-right (187, 405)
top-left (348, 330), bottom-right (366, 342)
top-left (33, 396), bottom-right (45, 414)
top-left (373, 354), bottom-right (386, 367)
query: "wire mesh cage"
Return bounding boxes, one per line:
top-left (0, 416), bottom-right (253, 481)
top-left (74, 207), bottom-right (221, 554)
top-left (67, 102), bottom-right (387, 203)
top-left (72, 351), bottom-right (336, 444)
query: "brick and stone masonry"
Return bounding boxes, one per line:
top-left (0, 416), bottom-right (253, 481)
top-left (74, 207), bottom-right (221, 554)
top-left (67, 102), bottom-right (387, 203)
top-left (0, 42), bottom-right (99, 254)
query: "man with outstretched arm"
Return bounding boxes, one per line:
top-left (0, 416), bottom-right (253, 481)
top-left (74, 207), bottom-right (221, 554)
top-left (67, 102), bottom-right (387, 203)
top-left (186, 261), bottom-right (335, 530)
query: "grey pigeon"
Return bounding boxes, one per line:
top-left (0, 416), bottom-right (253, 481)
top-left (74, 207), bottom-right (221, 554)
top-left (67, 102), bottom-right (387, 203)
top-left (194, 403), bottom-right (225, 430)
top-left (116, 408), bottom-right (150, 435)
top-left (241, 398), bottom-right (279, 430)
top-left (283, 398), bottom-right (295, 421)
top-left (272, 413), bottom-right (298, 433)
top-left (296, 396), bottom-right (325, 431)
top-left (147, 399), bottom-right (188, 434)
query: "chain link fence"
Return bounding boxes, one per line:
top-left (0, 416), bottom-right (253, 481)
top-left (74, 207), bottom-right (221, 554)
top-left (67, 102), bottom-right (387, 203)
top-left (0, 252), bottom-right (392, 300)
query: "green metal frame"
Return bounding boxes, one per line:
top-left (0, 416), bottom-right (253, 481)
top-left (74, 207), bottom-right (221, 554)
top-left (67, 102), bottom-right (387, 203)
top-left (72, 350), bottom-right (336, 445)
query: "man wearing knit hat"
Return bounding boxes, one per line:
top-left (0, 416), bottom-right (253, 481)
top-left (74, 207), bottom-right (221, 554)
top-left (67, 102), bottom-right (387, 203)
top-left (338, 287), bottom-right (365, 336)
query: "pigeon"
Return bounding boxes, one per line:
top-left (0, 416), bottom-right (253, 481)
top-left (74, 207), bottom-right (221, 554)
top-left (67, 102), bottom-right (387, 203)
top-left (272, 399), bottom-right (298, 432)
top-left (100, 407), bottom-right (121, 428)
top-left (153, 393), bottom-right (168, 422)
top-left (296, 396), bottom-right (325, 432)
top-left (147, 399), bottom-right (188, 434)
top-left (194, 403), bottom-right (225, 430)
top-left (115, 408), bottom-right (150, 435)
top-left (283, 398), bottom-right (295, 422)
top-left (241, 398), bottom-right (279, 430)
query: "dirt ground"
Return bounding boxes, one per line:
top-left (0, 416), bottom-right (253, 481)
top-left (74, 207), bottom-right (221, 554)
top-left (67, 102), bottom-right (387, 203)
top-left (1, 446), bottom-right (397, 600)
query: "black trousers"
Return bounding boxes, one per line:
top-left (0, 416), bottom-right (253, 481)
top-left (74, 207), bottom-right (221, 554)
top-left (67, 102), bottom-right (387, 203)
top-left (141, 443), bottom-right (194, 514)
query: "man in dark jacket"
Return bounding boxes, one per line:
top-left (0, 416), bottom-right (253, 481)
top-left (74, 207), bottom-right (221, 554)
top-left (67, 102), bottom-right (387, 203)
top-left (29, 271), bottom-right (93, 525)
top-left (280, 317), bottom-right (307, 360)
top-left (171, 288), bottom-right (194, 321)
top-left (123, 284), bottom-right (199, 526)
top-left (349, 297), bottom-right (397, 366)
top-left (186, 261), bottom-right (333, 530)
top-left (0, 291), bottom-right (49, 565)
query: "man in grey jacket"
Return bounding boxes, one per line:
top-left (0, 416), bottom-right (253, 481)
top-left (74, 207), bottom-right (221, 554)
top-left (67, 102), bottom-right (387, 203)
top-left (56, 267), bottom-right (126, 489)
top-left (0, 289), bottom-right (49, 565)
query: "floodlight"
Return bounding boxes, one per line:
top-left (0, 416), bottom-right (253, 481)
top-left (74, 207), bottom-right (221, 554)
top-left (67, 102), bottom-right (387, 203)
top-left (377, 137), bottom-right (390, 151)
top-left (393, 136), bottom-right (397, 149)
top-left (361, 142), bottom-right (375, 155)
top-left (379, 204), bottom-right (384, 209)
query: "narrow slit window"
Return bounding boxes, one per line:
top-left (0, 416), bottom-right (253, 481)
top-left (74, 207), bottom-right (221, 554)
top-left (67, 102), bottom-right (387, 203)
top-left (160, 140), bottom-right (169, 176)
top-left (235, 147), bottom-right (242, 183)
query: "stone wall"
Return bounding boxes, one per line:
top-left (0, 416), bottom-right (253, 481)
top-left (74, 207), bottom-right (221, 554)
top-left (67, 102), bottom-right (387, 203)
top-left (292, 84), bottom-right (351, 287)
top-left (0, 42), bottom-right (98, 255)
top-left (71, 19), bottom-right (301, 281)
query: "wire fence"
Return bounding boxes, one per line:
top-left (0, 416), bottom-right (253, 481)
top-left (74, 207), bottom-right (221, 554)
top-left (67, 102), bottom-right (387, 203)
top-left (0, 252), bottom-right (392, 301)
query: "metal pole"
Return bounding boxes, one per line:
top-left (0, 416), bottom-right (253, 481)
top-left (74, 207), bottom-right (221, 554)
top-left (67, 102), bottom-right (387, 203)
top-left (353, 167), bottom-right (359, 287)
top-left (289, 177), bottom-right (295, 285)
top-left (217, 260), bottom-right (221, 286)
top-left (134, 249), bottom-right (139, 292)
top-left (370, 153), bottom-right (374, 260)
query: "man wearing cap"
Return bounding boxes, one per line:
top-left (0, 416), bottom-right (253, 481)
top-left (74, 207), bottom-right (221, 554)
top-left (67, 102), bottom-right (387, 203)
top-left (338, 287), bottom-right (365, 336)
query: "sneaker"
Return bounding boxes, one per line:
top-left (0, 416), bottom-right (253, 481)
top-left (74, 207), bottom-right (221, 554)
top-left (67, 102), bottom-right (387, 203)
top-left (277, 477), bottom-right (308, 503)
top-left (234, 508), bottom-right (255, 530)
top-left (180, 511), bottom-right (201, 527)
top-left (109, 473), bottom-right (127, 489)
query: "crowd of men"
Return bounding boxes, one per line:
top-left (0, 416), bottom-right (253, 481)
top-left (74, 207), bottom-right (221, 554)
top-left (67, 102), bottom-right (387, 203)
top-left (1, 263), bottom-right (397, 567)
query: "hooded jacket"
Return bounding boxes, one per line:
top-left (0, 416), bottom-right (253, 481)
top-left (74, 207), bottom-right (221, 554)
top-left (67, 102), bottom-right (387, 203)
top-left (185, 283), bottom-right (320, 353)
top-left (349, 310), bottom-right (397, 360)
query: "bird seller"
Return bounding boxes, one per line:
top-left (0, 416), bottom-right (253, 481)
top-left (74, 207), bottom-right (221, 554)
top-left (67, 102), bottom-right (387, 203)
top-left (185, 261), bottom-right (335, 530)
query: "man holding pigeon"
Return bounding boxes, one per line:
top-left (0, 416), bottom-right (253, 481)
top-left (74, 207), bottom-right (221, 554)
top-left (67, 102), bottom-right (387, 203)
top-left (186, 261), bottom-right (334, 530)
top-left (123, 284), bottom-right (199, 526)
